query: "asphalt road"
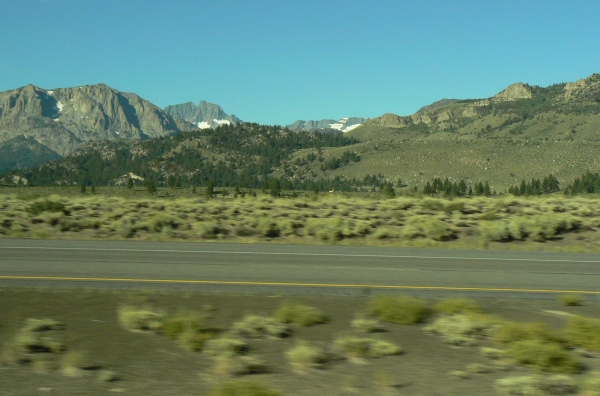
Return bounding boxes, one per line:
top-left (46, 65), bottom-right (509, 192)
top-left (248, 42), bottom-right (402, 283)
top-left (1, 239), bottom-right (600, 298)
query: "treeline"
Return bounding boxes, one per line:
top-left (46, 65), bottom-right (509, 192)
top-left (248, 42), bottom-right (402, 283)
top-left (506, 175), bottom-right (560, 196)
top-left (564, 171), bottom-right (600, 195)
top-left (422, 178), bottom-right (494, 197)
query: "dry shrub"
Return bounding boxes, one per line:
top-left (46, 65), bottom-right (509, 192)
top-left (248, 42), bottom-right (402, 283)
top-left (465, 363), bottom-right (491, 374)
top-left (204, 337), bottom-right (249, 357)
top-left (334, 336), bottom-right (401, 359)
top-left (565, 315), bottom-right (600, 352)
top-left (285, 341), bottom-right (327, 371)
top-left (494, 374), bottom-right (578, 396)
top-left (193, 221), bottom-right (223, 239)
top-left (117, 305), bottom-right (163, 332)
top-left (480, 347), bottom-right (506, 360)
top-left (273, 302), bottom-right (327, 327)
top-left (434, 298), bottom-right (482, 315)
top-left (494, 322), bottom-right (562, 345)
top-left (351, 315), bottom-right (385, 333)
top-left (208, 380), bottom-right (284, 396)
top-left (582, 371), bottom-right (600, 396)
top-left (212, 355), bottom-right (268, 377)
top-left (479, 221), bottom-right (511, 242)
top-left (369, 295), bottom-right (430, 324)
top-left (231, 315), bottom-right (291, 339)
top-left (424, 314), bottom-right (499, 346)
top-left (60, 351), bottom-right (86, 377)
top-left (402, 216), bottom-right (455, 241)
top-left (558, 294), bottom-right (584, 307)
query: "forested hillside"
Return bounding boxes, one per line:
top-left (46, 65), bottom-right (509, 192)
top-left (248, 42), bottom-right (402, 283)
top-left (1, 123), bottom-right (374, 192)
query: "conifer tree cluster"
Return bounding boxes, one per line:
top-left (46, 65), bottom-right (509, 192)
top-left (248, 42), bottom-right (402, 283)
top-left (507, 174), bottom-right (560, 196)
top-left (422, 178), bottom-right (492, 197)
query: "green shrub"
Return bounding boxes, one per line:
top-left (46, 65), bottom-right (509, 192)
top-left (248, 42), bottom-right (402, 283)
top-left (479, 347), bottom-right (505, 360)
top-left (231, 315), bottom-right (291, 338)
top-left (369, 296), bottom-right (430, 324)
top-left (273, 302), bottom-right (327, 327)
top-left (434, 298), bottom-right (482, 315)
top-left (117, 305), bottom-right (163, 332)
top-left (285, 341), bottom-right (327, 371)
top-left (565, 316), bottom-right (600, 352)
top-left (208, 380), bottom-right (284, 396)
top-left (372, 227), bottom-right (399, 239)
top-left (507, 339), bottom-right (582, 373)
top-left (494, 322), bottom-right (562, 345)
top-left (558, 294), bottom-right (584, 307)
top-left (334, 336), bottom-right (402, 359)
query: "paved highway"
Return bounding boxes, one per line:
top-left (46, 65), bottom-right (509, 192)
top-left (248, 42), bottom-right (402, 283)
top-left (1, 239), bottom-right (600, 297)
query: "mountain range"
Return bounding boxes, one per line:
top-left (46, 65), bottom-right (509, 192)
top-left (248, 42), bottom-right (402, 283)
top-left (2, 71), bottom-right (600, 191)
top-left (286, 117), bottom-right (368, 133)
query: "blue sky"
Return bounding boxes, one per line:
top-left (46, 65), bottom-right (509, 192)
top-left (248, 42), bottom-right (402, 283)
top-left (1, 0), bottom-right (599, 125)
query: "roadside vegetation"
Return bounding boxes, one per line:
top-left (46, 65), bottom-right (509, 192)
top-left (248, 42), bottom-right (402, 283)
top-left (2, 289), bottom-right (600, 395)
top-left (4, 189), bottom-right (600, 251)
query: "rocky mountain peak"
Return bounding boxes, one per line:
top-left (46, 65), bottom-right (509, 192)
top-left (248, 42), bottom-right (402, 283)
top-left (164, 100), bottom-right (241, 129)
top-left (0, 83), bottom-right (196, 156)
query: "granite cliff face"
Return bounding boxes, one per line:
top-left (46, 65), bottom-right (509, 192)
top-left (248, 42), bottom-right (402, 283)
top-left (0, 84), bottom-right (197, 156)
top-left (164, 100), bottom-right (241, 129)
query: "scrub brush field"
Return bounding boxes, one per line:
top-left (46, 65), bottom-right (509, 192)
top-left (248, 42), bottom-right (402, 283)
top-left (2, 187), bottom-right (600, 252)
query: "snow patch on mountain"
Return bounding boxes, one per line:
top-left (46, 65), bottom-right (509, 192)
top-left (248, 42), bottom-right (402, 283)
top-left (288, 117), bottom-right (369, 133)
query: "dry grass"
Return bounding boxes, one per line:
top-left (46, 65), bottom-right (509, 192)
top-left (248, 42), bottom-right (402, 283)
top-left (494, 374), bottom-right (578, 396)
top-left (424, 313), bottom-right (499, 346)
top-left (351, 315), bottom-right (385, 333)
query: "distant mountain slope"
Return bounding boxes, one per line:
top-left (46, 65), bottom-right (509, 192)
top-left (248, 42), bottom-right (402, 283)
top-left (287, 117), bottom-right (368, 133)
top-left (0, 84), bottom-right (197, 157)
top-left (336, 72), bottom-right (600, 190)
top-left (0, 136), bottom-right (61, 174)
top-left (164, 100), bottom-right (241, 129)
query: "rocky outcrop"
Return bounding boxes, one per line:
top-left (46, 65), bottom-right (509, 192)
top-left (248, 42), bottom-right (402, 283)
top-left (0, 84), bottom-right (196, 156)
top-left (493, 83), bottom-right (533, 101)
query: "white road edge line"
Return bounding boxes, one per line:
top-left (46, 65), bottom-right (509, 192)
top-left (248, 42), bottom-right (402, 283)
top-left (1, 246), bottom-right (600, 263)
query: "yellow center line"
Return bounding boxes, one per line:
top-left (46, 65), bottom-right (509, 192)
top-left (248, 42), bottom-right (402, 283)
top-left (1, 275), bottom-right (599, 294)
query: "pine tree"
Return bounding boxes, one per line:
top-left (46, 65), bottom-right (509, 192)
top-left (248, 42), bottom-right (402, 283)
top-left (205, 180), bottom-right (214, 199)
top-left (80, 182), bottom-right (87, 194)
top-left (147, 179), bottom-right (157, 195)
top-left (484, 181), bottom-right (491, 197)
top-left (127, 176), bottom-right (133, 190)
